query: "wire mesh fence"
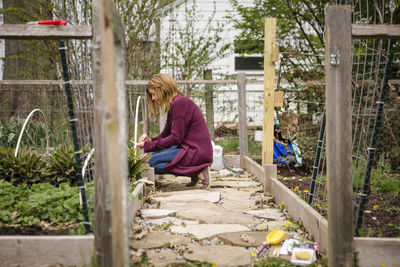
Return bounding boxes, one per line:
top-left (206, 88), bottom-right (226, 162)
top-left (306, 0), bottom-right (400, 237)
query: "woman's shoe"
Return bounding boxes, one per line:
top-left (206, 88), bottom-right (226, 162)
top-left (185, 176), bottom-right (199, 187)
top-left (199, 166), bottom-right (211, 190)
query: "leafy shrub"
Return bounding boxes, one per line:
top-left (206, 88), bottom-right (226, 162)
top-left (128, 148), bottom-right (150, 183)
top-left (0, 146), bottom-right (46, 186)
top-left (0, 180), bottom-right (84, 227)
top-left (0, 118), bottom-right (47, 150)
top-left (371, 155), bottom-right (400, 194)
top-left (46, 145), bottom-right (77, 185)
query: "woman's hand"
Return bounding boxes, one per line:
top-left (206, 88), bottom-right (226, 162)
top-left (139, 133), bottom-right (151, 143)
top-left (129, 139), bottom-right (144, 148)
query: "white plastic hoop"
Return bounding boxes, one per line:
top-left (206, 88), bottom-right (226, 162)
top-left (133, 96), bottom-right (145, 158)
top-left (82, 148), bottom-right (95, 181)
top-left (14, 108), bottom-right (50, 157)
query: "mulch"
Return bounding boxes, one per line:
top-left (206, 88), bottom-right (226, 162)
top-left (278, 165), bottom-right (400, 238)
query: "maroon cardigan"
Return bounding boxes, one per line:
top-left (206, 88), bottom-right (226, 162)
top-left (143, 94), bottom-right (213, 177)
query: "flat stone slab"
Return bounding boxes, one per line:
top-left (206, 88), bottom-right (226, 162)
top-left (218, 231), bottom-right (270, 247)
top-left (170, 224), bottom-right (250, 240)
top-left (147, 251), bottom-right (186, 267)
top-left (161, 201), bottom-right (258, 225)
top-left (140, 209), bottom-right (177, 219)
top-left (145, 216), bottom-right (199, 226)
top-left (151, 190), bottom-right (221, 204)
top-left (130, 233), bottom-right (191, 249)
top-left (212, 180), bottom-right (261, 189)
top-left (244, 209), bottom-right (285, 221)
top-left (255, 220), bottom-right (288, 231)
top-left (183, 243), bottom-right (252, 266)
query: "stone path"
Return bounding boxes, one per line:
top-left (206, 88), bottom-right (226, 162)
top-left (130, 169), bottom-right (308, 266)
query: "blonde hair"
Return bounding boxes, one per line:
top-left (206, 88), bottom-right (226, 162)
top-left (146, 74), bottom-right (181, 118)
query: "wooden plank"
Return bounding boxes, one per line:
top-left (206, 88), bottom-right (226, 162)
top-left (274, 91), bottom-right (283, 107)
top-left (0, 79), bottom-right (268, 86)
top-left (389, 79), bottom-right (400, 85)
top-left (0, 236), bottom-right (94, 266)
top-left (262, 18), bottom-right (277, 165)
top-left (92, 0), bottom-right (112, 266)
top-left (354, 237), bottom-right (400, 267)
top-left (204, 70), bottom-right (215, 139)
top-left (243, 156), bottom-right (329, 254)
top-left (0, 24), bottom-right (92, 39)
top-left (325, 6), bottom-right (354, 266)
top-left (237, 73), bottom-right (248, 167)
top-left (263, 164), bottom-right (275, 196)
top-left (352, 24), bottom-right (400, 39)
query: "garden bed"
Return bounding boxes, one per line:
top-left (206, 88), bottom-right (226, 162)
top-left (278, 166), bottom-right (400, 238)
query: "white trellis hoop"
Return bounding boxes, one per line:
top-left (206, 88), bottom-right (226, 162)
top-left (14, 108), bottom-right (50, 157)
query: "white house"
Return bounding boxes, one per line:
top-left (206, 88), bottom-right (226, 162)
top-left (160, 0), bottom-right (265, 126)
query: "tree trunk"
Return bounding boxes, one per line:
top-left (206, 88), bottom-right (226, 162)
top-left (2, 0), bottom-right (57, 120)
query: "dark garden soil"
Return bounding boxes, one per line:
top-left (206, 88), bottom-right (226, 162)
top-left (0, 224), bottom-right (72, 235)
top-left (277, 165), bottom-right (400, 238)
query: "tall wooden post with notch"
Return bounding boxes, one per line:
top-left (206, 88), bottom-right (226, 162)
top-left (325, 5), bottom-right (354, 267)
top-left (262, 18), bottom-right (279, 165)
top-left (93, 0), bottom-right (129, 266)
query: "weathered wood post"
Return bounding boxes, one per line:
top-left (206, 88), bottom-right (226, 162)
top-left (204, 69), bottom-right (215, 139)
top-left (325, 5), bottom-right (354, 267)
top-left (93, 0), bottom-right (129, 266)
top-left (92, 1), bottom-right (112, 265)
top-left (237, 73), bottom-right (248, 167)
top-left (262, 17), bottom-right (279, 165)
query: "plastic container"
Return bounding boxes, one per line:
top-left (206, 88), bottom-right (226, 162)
top-left (211, 141), bottom-right (224, 171)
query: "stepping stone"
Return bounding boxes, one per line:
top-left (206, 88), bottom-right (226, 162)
top-left (161, 201), bottom-right (258, 225)
top-left (211, 180), bottom-right (261, 189)
top-left (183, 243), bottom-right (252, 266)
top-left (255, 220), bottom-right (288, 231)
top-left (145, 216), bottom-right (199, 226)
top-left (147, 251), bottom-right (186, 267)
top-left (170, 224), bottom-right (250, 240)
top-left (244, 209), bottom-right (285, 221)
top-left (218, 231), bottom-right (270, 247)
top-left (151, 190), bottom-right (221, 204)
top-left (140, 209), bottom-right (177, 219)
top-left (130, 233), bottom-right (191, 249)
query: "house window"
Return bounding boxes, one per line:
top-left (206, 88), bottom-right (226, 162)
top-left (234, 56), bottom-right (263, 71)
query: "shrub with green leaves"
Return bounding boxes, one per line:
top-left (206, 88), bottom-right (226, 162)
top-left (0, 146), bottom-right (46, 186)
top-left (46, 144), bottom-right (77, 186)
top-left (0, 180), bottom-right (84, 227)
top-left (0, 119), bottom-right (47, 150)
top-left (128, 148), bottom-right (150, 183)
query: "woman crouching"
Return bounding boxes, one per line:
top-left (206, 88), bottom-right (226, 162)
top-left (136, 73), bottom-right (213, 189)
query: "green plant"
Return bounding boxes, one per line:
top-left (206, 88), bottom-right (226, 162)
top-left (0, 146), bottom-right (46, 185)
top-left (0, 119), bottom-right (48, 150)
top-left (253, 257), bottom-right (294, 267)
top-left (128, 148), bottom-right (150, 183)
top-left (215, 135), bottom-right (239, 153)
top-left (0, 180), bottom-right (84, 227)
top-left (46, 144), bottom-right (77, 186)
top-left (357, 228), bottom-right (373, 237)
top-left (371, 155), bottom-right (400, 194)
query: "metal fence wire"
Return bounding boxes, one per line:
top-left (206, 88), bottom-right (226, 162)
top-left (308, 0), bottom-right (399, 236)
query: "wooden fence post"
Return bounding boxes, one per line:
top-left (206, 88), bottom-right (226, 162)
top-left (237, 73), bottom-right (248, 167)
top-left (325, 5), bottom-right (354, 267)
top-left (92, 0), bottom-right (112, 266)
top-left (204, 69), bottom-right (215, 139)
top-left (262, 18), bottom-right (278, 165)
top-left (93, 1), bottom-right (129, 266)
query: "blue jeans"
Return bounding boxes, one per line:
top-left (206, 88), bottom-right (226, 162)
top-left (148, 146), bottom-right (181, 174)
